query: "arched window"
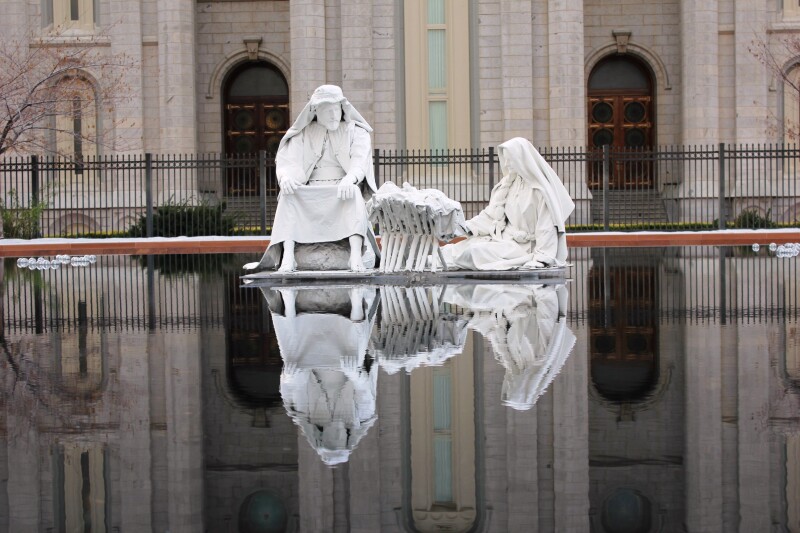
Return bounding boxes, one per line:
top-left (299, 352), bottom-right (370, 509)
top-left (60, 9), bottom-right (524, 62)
top-left (223, 62), bottom-right (289, 196)
top-left (587, 56), bottom-right (655, 188)
top-left (43, 0), bottom-right (98, 30)
top-left (54, 75), bottom-right (97, 167)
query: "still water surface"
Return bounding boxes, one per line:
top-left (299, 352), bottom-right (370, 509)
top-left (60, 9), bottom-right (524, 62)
top-left (0, 247), bottom-right (799, 532)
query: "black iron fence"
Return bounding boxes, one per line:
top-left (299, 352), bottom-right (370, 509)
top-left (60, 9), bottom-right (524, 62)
top-left (2, 144), bottom-right (800, 238)
top-left (2, 248), bottom-right (799, 335)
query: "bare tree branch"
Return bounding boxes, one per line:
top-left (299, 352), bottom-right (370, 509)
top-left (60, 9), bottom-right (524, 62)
top-left (0, 27), bottom-right (136, 157)
top-left (750, 34), bottom-right (800, 142)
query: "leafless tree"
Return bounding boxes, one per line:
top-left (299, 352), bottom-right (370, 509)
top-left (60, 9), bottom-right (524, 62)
top-left (0, 31), bottom-right (135, 157)
top-left (750, 36), bottom-right (800, 141)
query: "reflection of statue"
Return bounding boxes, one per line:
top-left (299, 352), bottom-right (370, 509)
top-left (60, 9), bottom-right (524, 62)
top-left (444, 284), bottom-right (575, 410)
top-left (263, 286), bottom-right (378, 465)
top-left (442, 137), bottom-right (574, 270)
top-left (371, 285), bottom-right (468, 374)
top-left (245, 85), bottom-right (378, 273)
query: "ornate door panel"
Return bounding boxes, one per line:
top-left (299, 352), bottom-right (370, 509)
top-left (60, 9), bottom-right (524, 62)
top-left (224, 102), bottom-right (289, 195)
top-left (587, 57), bottom-right (655, 189)
top-left (223, 62), bottom-right (289, 196)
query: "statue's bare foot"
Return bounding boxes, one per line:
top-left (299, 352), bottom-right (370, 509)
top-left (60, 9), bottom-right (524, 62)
top-left (278, 257), bottom-right (297, 272)
top-left (522, 260), bottom-right (545, 269)
top-left (349, 256), bottom-right (366, 272)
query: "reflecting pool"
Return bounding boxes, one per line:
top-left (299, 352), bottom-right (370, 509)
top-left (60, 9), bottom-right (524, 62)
top-left (0, 247), bottom-right (798, 532)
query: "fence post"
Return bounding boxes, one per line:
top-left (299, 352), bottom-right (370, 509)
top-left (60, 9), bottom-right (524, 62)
top-left (145, 153), bottom-right (153, 238)
top-left (718, 142), bottom-right (726, 230)
top-left (602, 144), bottom-right (610, 231)
top-left (30, 155), bottom-right (41, 238)
top-left (373, 148), bottom-right (380, 187)
top-left (488, 146), bottom-right (495, 190)
top-left (259, 150), bottom-right (267, 234)
top-left (147, 255), bottom-right (156, 331)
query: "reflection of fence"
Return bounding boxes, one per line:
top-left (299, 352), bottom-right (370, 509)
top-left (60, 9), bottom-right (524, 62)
top-left (566, 246), bottom-right (800, 324)
top-left (1, 255), bottom-right (256, 333)
top-left (2, 145), bottom-right (800, 237)
top-left (3, 249), bottom-right (800, 334)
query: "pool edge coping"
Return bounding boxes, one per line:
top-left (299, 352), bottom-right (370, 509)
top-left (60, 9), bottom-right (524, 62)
top-left (2, 230), bottom-right (800, 256)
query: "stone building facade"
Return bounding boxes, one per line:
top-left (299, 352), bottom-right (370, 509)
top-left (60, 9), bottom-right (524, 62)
top-left (4, 0), bottom-right (800, 233)
top-left (4, 0), bottom-right (798, 155)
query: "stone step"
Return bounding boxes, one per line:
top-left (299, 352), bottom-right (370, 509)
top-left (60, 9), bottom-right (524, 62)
top-left (590, 190), bottom-right (670, 224)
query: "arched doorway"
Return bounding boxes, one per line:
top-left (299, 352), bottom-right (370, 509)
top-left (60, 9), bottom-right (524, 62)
top-left (587, 56), bottom-right (654, 189)
top-left (223, 62), bottom-right (289, 195)
top-left (589, 262), bottom-right (659, 405)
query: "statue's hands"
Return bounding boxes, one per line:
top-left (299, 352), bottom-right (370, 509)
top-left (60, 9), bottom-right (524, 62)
top-left (512, 230), bottom-right (530, 243)
top-left (279, 175), bottom-right (300, 195)
top-left (337, 174), bottom-right (359, 200)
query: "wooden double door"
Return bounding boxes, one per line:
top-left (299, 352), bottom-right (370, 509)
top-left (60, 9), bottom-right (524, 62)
top-left (587, 56), bottom-right (655, 189)
top-left (223, 62), bottom-right (290, 195)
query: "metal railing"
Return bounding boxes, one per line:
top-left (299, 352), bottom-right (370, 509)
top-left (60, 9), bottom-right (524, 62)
top-left (2, 144), bottom-right (800, 238)
top-left (2, 248), bottom-right (799, 334)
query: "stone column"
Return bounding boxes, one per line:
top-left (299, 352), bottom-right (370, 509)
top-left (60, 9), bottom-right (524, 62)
top-left (552, 335), bottom-right (590, 532)
top-left (547, 0), bottom-right (585, 147)
top-left (507, 409), bottom-right (539, 532)
top-left (164, 332), bottom-right (204, 533)
top-left (348, 420), bottom-right (381, 532)
top-left (371, 0), bottom-right (398, 147)
top-left (6, 422), bottom-right (39, 531)
top-left (733, 0), bottom-right (770, 201)
top-left (680, 0), bottom-right (719, 144)
top-left (683, 258), bottom-right (723, 531)
top-left (340, 0), bottom-right (374, 127)
top-left (298, 437), bottom-right (335, 532)
top-left (736, 323), bottom-right (771, 531)
top-left (734, 0), bottom-right (768, 145)
top-left (157, 0), bottom-right (197, 154)
top-left (290, 0), bottom-right (327, 117)
top-left (118, 334), bottom-right (153, 531)
top-left (108, 1), bottom-right (145, 153)
top-left (377, 371), bottom-right (403, 529)
top-left (482, 344), bottom-right (509, 530)
top-left (499, 0), bottom-right (534, 140)
top-left (547, 0), bottom-right (589, 219)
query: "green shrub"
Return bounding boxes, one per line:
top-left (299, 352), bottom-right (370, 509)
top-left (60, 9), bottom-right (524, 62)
top-left (0, 189), bottom-right (48, 239)
top-left (730, 208), bottom-right (777, 229)
top-left (127, 198), bottom-right (239, 237)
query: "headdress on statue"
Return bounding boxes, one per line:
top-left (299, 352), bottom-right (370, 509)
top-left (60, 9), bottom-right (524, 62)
top-left (278, 84), bottom-right (373, 152)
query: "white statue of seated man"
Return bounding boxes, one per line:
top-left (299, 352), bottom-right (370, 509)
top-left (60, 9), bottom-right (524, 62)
top-left (441, 137), bottom-right (575, 270)
top-left (245, 84), bottom-right (378, 272)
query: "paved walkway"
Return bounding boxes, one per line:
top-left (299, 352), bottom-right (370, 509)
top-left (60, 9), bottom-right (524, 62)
top-left (1, 230), bottom-right (800, 257)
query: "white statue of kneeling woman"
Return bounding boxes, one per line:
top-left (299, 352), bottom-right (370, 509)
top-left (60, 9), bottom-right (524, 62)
top-left (442, 137), bottom-right (574, 270)
top-left (245, 85), bottom-right (378, 272)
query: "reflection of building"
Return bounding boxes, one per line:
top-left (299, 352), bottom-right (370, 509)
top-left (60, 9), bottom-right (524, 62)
top-left (1, 251), bottom-right (799, 530)
top-left (0, 257), bottom-right (300, 532)
top-left (572, 246), bottom-right (800, 533)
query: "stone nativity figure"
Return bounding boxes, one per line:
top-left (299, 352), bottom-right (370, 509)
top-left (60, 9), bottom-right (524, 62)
top-left (441, 137), bottom-right (575, 270)
top-left (244, 85), bottom-right (379, 273)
